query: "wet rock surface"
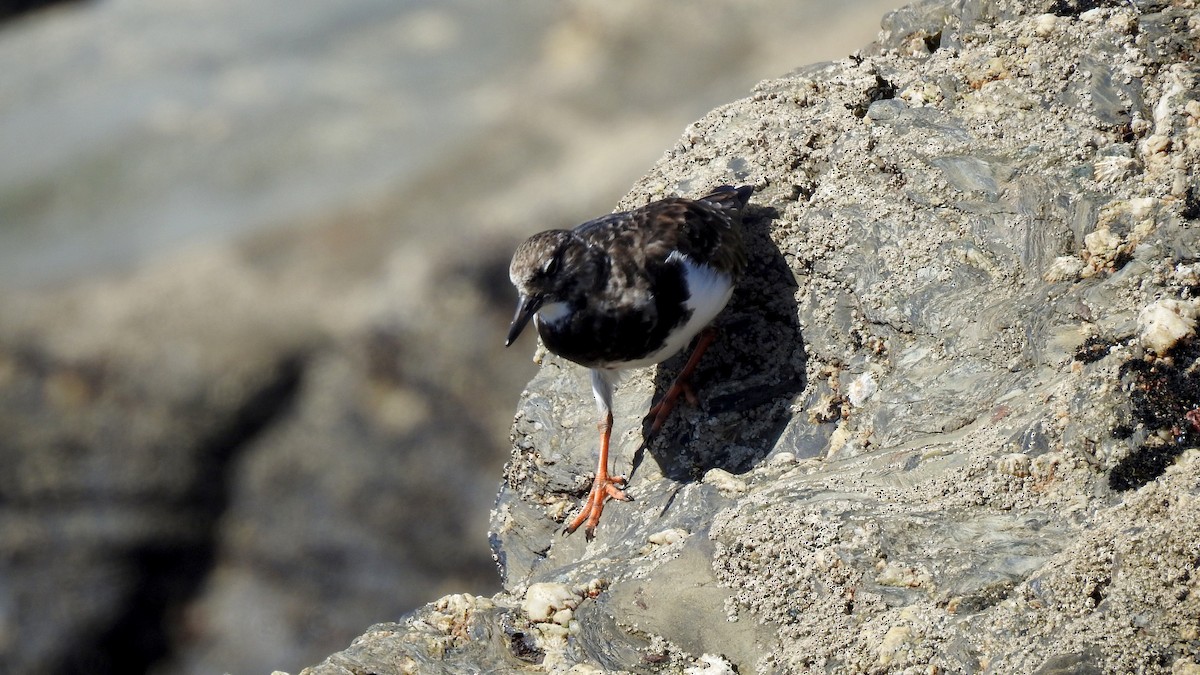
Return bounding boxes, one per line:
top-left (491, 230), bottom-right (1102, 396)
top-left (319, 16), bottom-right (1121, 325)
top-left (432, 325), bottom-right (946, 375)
top-left (303, 1), bottom-right (1200, 673)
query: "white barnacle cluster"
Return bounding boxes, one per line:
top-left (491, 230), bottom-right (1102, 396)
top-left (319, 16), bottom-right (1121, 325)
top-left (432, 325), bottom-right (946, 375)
top-left (1138, 298), bottom-right (1198, 355)
top-left (513, 579), bottom-right (605, 671)
top-left (1080, 197), bottom-right (1161, 278)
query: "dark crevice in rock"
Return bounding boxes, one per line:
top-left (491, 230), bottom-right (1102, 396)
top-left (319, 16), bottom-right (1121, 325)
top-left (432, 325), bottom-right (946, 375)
top-left (1109, 441), bottom-right (1189, 492)
top-left (1181, 186), bottom-right (1200, 222)
top-left (923, 30), bottom-right (944, 53)
top-left (1073, 336), bottom-right (1114, 364)
top-left (1111, 342), bottom-right (1200, 491)
top-left (50, 355), bottom-right (307, 675)
top-left (504, 619), bottom-right (545, 665)
top-left (1048, 0), bottom-right (1115, 16)
top-left (847, 74), bottom-right (898, 119)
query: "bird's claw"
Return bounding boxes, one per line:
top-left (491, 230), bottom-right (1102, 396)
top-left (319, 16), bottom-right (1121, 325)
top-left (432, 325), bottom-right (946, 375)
top-left (564, 474), bottom-right (630, 539)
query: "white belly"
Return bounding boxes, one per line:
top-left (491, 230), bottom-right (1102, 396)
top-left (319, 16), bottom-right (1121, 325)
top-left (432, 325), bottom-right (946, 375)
top-left (614, 252), bottom-right (733, 370)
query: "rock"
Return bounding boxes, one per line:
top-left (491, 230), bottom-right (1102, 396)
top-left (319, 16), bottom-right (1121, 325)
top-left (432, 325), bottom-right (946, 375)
top-left (302, 1), bottom-right (1200, 673)
top-left (685, 654), bottom-right (737, 675)
top-left (1034, 13), bottom-right (1057, 37)
top-left (521, 583), bottom-right (578, 624)
top-left (1139, 298), bottom-right (1198, 355)
top-left (0, 248), bottom-right (317, 675)
top-left (0, 242), bottom-right (524, 675)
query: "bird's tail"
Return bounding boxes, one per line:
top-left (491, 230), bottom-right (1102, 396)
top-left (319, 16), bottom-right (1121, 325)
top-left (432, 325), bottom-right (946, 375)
top-left (698, 185), bottom-right (754, 214)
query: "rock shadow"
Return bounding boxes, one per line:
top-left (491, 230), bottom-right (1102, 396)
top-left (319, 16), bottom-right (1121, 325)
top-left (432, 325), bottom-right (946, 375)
top-left (48, 354), bottom-right (306, 675)
top-left (633, 201), bottom-right (806, 483)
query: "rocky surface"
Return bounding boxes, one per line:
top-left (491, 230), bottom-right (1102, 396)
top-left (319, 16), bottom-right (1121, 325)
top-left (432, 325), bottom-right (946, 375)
top-left (301, 0), bottom-right (1200, 673)
top-left (0, 1), bottom-right (895, 674)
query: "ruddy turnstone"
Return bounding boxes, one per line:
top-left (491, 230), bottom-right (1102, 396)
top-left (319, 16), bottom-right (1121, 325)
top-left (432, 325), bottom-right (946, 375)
top-left (505, 185), bottom-right (753, 539)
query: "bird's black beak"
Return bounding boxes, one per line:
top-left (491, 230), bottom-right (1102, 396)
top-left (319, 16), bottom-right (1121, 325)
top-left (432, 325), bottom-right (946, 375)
top-left (505, 295), bottom-right (542, 347)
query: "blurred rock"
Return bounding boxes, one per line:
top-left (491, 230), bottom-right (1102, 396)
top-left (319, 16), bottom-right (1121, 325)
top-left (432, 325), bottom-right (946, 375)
top-left (0, 232), bottom-right (529, 675)
top-left (303, 1), bottom-right (1200, 673)
top-left (0, 248), bottom-right (318, 675)
top-left (0, 0), bottom-right (81, 23)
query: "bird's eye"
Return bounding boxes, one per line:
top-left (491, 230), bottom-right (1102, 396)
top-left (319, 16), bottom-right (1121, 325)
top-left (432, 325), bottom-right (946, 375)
top-left (542, 256), bottom-right (559, 276)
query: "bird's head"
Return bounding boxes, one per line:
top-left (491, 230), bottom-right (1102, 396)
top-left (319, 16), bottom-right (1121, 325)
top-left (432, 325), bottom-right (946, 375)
top-left (505, 230), bottom-right (590, 347)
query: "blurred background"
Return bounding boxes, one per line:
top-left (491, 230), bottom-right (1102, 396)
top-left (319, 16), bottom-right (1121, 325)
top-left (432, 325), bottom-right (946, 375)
top-left (0, 0), bottom-right (899, 673)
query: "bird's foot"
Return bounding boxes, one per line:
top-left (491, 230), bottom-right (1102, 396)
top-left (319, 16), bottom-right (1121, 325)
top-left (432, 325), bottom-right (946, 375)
top-left (564, 473), bottom-right (630, 541)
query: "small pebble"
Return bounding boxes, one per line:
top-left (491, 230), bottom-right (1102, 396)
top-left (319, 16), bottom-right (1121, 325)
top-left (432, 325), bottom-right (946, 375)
top-left (685, 654), bottom-right (737, 675)
top-left (648, 528), bottom-right (689, 546)
top-left (1107, 12), bottom-right (1136, 34)
top-left (1143, 134), bottom-right (1171, 155)
top-left (522, 582), bottom-right (577, 622)
top-left (769, 451), bottom-right (797, 467)
top-left (536, 621), bottom-right (570, 640)
top-left (1094, 155), bottom-right (1138, 183)
top-left (704, 468), bottom-right (747, 495)
top-left (996, 452), bottom-right (1032, 478)
top-left (875, 561), bottom-right (931, 588)
top-left (1129, 196), bottom-right (1158, 219)
top-left (847, 372), bottom-right (878, 407)
top-left (1084, 227), bottom-right (1120, 259)
top-left (1034, 14), bottom-right (1057, 37)
top-left (876, 624), bottom-right (914, 666)
top-left (1044, 256), bottom-right (1084, 283)
top-left (1138, 299), bottom-right (1197, 354)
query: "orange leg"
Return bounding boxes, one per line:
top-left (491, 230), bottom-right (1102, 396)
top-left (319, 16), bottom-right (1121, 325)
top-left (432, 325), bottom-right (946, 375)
top-left (643, 328), bottom-right (718, 440)
top-left (564, 410), bottom-right (630, 540)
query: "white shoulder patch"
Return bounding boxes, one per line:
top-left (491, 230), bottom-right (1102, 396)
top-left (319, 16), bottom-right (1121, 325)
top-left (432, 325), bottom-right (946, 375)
top-left (667, 250), bottom-right (733, 323)
top-left (535, 301), bottom-right (571, 327)
top-left (607, 250), bottom-right (732, 369)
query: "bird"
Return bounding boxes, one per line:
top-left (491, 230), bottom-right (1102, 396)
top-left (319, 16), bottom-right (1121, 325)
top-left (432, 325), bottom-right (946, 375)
top-left (505, 185), bottom-right (753, 539)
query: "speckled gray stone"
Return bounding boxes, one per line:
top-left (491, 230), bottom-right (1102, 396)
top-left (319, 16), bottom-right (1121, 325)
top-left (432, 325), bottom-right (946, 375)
top-left (304, 1), bottom-right (1200, 673)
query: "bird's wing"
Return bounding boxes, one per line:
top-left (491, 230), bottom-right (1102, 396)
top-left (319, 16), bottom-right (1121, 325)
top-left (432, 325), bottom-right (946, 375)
top-left (652, 195), bottom-right (747, 277)
top-left (569, 189), bottom-right (750, 306)
top-left (572, 186), bottom-right (750, 266)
